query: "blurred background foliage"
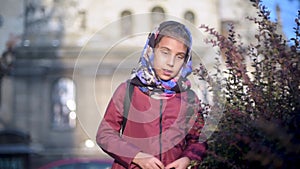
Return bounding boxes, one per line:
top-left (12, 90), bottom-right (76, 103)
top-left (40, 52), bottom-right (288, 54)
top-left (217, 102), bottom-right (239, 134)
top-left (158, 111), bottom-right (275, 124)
top-left (196, 0), bottom-right (300, 168)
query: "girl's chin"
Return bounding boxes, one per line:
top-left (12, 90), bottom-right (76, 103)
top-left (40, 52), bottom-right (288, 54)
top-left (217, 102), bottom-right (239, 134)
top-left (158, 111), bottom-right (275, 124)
top-left (158, 75), bottom-right (172, 81)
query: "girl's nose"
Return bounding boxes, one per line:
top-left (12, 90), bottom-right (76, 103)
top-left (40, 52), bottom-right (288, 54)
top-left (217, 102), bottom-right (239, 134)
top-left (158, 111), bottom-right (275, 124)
top-left (167, 55), bottom-right (175, 67)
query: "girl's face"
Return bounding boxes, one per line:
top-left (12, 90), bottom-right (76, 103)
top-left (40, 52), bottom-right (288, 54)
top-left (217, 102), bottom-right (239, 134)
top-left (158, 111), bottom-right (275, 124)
top-left (153, 36), bottom-right (187, 81)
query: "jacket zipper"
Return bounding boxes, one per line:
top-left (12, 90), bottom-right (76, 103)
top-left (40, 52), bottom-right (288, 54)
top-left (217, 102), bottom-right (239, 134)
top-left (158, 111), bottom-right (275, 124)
top-left (159, 99), bottom-right (163, 161)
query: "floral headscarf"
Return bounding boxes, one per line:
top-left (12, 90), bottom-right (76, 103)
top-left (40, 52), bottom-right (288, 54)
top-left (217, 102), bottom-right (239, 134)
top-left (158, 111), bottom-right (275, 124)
top-left (130, 21), bottom-right (193, 99)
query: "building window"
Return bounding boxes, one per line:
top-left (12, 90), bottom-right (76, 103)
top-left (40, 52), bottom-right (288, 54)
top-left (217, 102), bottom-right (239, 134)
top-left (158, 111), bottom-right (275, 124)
top-left (78, 10), bottom-right (87, 30)
top-left (220, 20), bottom-right (236, 60)
top-left (221, 20), bottom-right (238, 39)
top-left (184, 11), bottom-right (195, 24)
top-left (0, 15), bottom-right (3, 28)
top-left (151, 6), bottom-right (165, 28)
top-left (51, 78), bottom-right (76, 130)
top-left (120, 10), bottom-right (133, 36)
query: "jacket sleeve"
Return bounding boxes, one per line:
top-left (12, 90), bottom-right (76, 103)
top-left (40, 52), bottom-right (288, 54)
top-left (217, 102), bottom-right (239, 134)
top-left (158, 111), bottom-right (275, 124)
top-left (180, 91), bottom-right (208, 165)
top-left (96, 82), bottom-right (141, 168)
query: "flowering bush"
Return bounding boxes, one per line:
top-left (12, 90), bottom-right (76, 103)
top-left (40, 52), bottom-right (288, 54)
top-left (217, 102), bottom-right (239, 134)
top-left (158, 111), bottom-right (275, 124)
top-left (196, 0), bottom-right (300, 168)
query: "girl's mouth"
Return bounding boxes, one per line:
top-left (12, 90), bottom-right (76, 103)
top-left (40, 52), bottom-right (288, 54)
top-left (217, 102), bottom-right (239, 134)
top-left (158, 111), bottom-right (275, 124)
top-left (162, 69), bottom-right (172, 76)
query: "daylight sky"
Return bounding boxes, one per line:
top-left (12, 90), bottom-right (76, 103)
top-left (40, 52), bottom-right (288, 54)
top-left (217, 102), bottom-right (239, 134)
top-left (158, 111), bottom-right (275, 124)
top-left (261, 0), bottom-right (299, 41)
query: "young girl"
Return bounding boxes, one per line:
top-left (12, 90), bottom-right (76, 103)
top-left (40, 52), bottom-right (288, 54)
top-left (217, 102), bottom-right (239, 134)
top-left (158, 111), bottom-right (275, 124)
top-left (96, 20), bottom-right (207, 169)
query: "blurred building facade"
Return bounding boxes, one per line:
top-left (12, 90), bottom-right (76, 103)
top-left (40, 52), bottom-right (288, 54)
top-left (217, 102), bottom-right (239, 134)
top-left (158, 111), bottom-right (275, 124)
top-left (0, 0), bottom-right (270, 168)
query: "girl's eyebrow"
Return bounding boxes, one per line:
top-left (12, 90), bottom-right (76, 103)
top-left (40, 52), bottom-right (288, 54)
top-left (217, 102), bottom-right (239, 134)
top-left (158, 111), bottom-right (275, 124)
top-left (159, 46), bottom-right (171, 51)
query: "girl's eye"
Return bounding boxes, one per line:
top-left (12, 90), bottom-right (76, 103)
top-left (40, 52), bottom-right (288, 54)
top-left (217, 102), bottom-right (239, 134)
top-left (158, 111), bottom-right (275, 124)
top-left (160, 50), bottom-right (170, 56)
top-left (176, 55), bottom-right (185, 60)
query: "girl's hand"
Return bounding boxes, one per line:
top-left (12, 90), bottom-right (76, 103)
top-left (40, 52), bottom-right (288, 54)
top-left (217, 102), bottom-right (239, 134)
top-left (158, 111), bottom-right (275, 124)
top-left (165, 157), bottom-right (190, 169)
top-left (133, 152), bottom-right (165, 169)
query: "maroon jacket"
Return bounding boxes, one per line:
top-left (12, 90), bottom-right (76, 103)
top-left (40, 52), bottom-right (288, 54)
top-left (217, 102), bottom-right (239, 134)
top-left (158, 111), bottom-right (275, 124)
top-left (96, 82), bottom-right (207, 169)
